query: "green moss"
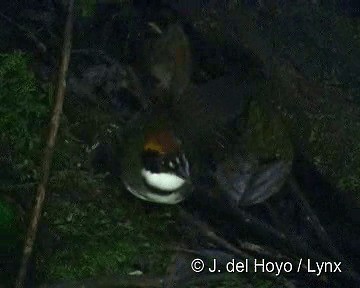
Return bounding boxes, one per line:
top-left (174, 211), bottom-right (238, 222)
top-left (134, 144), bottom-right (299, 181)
top-left (37, 191), bottom-right (179, 283)
top-left (0, 53), bottom-right (49, 147)
top-left (0, 52), bottom-right (51, 180)
top-left (78, 0), bottom-right (97, 17)
top-left (0, 199), bottom-right (23, 286)
top-left (242, 101), bottom-right (294, 161)
top-left (0, 199), bottom-right (21, 249)
top-left (338, 171), bottom-right (360, 192)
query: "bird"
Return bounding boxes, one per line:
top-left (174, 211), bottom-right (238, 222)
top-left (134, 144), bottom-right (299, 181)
top-left (120, 106), bottom-right (193, 204)
top-left (119, 21), bottom-right (291, 206)
top-left (120, 22), bottom-right (218, 204)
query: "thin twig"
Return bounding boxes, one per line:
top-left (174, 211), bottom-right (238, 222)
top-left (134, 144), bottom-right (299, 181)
top-left (0, 11), bottom-right (47, 54)
top-left (41, 271), bottom-right (235, 288)
top-left (41, 275), bottom-right (165, 288)
top-left (232, 206), bottom-right (288, 244)
top-left (0, 182), bottom-right (36, 192)
top-left (287, 176), bottom-right (360, 283)
top-left (288, 176), bottom-right (343, 259)
top-left (237, 240), bottom-right (289, 261)
top-left (71, 48), bottom-right (116, 64)
top-left (14, 1), bottom-right (75, 287)
top-left (178, 208), bottom-right (296, 287)
top-left (179, 208), bottom-right (252, 259)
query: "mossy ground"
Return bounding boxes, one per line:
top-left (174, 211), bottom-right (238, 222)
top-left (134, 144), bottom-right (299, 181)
top-left (0, 199), bottom-right (23, 286)
top-left (0, 52), bottom-right (272, 287)
top-left (242, 100), bottom-right (294, 162)
top-left (0, 43), bottom-right (307, 287)
top-left (4, 4), bottom-right (360, 283)
top-left (35, 190), bottom-right (273, 287)
top-left (37, 188), bottom-right (179, 282)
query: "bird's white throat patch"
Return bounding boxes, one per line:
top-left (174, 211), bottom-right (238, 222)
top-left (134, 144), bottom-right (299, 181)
top-left (141, 169), bottom-right (186, 191)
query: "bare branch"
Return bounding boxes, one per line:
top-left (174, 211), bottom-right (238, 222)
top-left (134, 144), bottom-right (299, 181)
top-left (14, 1), bottom-right (75, 287)
top-left (0, 11), bottom-right (48, 55)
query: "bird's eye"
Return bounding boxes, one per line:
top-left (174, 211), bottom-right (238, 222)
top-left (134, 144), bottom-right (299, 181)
top-left (142, 150), bottom-right (162, 173)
